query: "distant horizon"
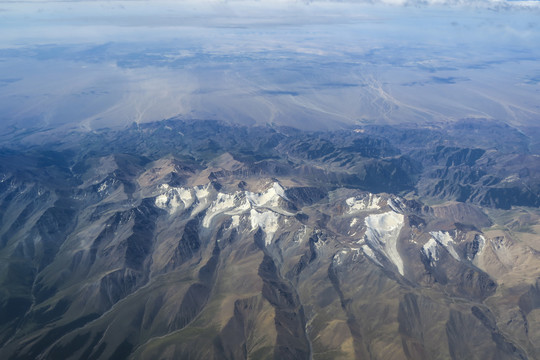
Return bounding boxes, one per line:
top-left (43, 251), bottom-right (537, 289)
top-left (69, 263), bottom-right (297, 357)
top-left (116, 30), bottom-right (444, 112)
top-left (0, 0), bottom-right (539, 135)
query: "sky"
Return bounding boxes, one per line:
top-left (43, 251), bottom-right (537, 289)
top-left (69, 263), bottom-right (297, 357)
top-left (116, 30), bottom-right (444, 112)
top-left (0, 0), bottom-right (539, 135)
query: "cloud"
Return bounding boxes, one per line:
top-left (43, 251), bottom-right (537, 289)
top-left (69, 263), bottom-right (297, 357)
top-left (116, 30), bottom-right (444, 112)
top-left (1, 0), bottom-right (539, 7)
top-left (205, 0), bottom-right (540, 8)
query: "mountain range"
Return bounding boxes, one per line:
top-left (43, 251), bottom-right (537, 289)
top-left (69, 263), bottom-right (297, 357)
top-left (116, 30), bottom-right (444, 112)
top-left (0, 118), bottom-right (539, 359)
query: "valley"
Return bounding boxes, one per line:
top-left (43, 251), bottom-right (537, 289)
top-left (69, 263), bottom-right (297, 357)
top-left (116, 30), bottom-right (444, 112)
top-left (0, 119), bottom-right (538, 359)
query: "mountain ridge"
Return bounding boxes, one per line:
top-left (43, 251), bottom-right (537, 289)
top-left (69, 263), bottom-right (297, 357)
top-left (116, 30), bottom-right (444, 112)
top-left (0, 119), bottom-right (539, 359)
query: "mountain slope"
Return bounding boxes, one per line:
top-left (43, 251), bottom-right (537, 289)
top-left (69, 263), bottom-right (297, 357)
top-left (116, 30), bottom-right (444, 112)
top-left (0, 119), bottom-right (539, 359)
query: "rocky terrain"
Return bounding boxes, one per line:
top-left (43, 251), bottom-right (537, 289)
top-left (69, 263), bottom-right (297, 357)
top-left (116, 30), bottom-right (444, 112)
top-left (0, 119), bottom-right (539, 359)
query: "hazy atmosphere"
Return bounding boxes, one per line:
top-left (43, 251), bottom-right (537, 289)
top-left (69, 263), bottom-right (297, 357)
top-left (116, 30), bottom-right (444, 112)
top-left (1, 2), bottom-right (540, 360)
top-left (1, 0), bottom-right (539, 134)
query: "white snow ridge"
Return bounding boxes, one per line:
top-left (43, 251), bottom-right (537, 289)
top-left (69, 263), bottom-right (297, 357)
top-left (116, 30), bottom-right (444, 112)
top-left (155, 184), bottom-right (195, 214)
top-left (362, 245), bottom-right (382, 267)
top-left (422, 238), bottom-right (440, 266)
top-left (246, 182), bottom-right (287, 209)
top-left (202, 192), bottom-right (250, 228)
top-left (346, 193), bottom-right (381, 213)
top-left (250, 209), bottom-right (280, 246)
top-left (363, 211), bottom-right (405, 275)
top-left (430, 231), bottom-right (460, 261)
top-left (155, 181), bottom-right (290, 245)
top-left (467, 234), bottom-right (486, 261)
top-left (230, 215), bottom-right (240, 228)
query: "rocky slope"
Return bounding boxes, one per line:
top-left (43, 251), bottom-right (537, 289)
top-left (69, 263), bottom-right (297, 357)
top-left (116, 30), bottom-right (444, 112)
top-left (0, 119), bottom-right (539, 359)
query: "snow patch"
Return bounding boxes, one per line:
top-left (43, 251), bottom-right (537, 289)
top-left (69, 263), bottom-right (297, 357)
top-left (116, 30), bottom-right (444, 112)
top-left (272, 182), bottom-right (287, 199)
top-left (250, 209), bottom-right (279, 246)
top-left (430, 231), bottom-right (460, 261)
top-left (203, 192), bottom-right (239, 227)
top-left (246, 182), bottom-right (286, 208)
top-left (422, 238), bottom-right (440, 266)
top-left (364, 211), bottom-right (405, 275)
top-left (333, 249), bottom-right (349, 266)
top-left (157, 182), bottom-right (291, 232)
top-left (231, 215), bottom-right (240, 228)
top-left (334, 248), bottom-right (364, 266)
top-left (204, 185), bottom-right (283, 228)
top-left (350, 218), bottom-right (358, 227)
top-left (351, 248), bottom-right (361, 261)
top-left (293, 225), bottom-right (308, 242)
top-left (467, 234), bottom-right (486, 261)
top-left (194, 185), bottom-right (210, 200)
top-left (313, 238), bottom-right (325, 250)
top-left (476, 234), bottom-right (486, 255)
top-left (191, 184), bottom-right (213, 215)
top-left (155, 185), bottom-right (195, 214)
top-left (362, 245), bottom-right (382, 266)
top-left (346, 193), bottom-right (381, 212)
top-left (178, 188), bottom-right (195, 208)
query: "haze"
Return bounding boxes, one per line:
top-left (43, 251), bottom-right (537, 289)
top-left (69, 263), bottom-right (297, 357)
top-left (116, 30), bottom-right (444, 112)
top-left (0, 0), bottom-right (539, 135)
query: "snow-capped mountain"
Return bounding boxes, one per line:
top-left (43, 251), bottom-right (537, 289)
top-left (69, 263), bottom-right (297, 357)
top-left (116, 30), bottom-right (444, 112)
top-left (0, 119), bottom-right (539, 359)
